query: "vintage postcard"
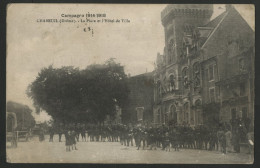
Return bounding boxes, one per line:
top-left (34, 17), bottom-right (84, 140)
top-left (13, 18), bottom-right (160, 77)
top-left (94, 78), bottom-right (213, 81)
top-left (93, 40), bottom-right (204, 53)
top-left (6, 4), bottom-right (254, 163)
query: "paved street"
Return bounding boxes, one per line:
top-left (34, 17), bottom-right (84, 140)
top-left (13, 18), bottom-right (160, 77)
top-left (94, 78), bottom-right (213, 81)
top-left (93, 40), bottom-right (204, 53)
top-left (6, 135), bottom-right (253, 164)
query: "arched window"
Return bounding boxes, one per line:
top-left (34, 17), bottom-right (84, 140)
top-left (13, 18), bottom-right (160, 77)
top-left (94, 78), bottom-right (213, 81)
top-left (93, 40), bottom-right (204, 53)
top-left (164, 106), bottom-right (167, 124)
top-left (182, 68), bottom-right (189, 89)
top-left (157, 109), bottom-right (161, 124)
top-left (169, 74), bottom-right (175, 91)
top-left (193, 62), bottom-right (200, 88)
top-left (183, 102), bottom-right (189, 124)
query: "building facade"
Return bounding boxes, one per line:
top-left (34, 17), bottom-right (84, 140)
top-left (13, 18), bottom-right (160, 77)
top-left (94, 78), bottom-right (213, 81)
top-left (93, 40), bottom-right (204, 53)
top-left (153, 5), bottom-right (254, 128)
top-left (122, 72), bottom-right (154, 125)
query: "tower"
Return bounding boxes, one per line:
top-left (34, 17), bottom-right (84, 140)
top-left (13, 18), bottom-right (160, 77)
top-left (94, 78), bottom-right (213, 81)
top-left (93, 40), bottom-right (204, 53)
top-left (154, 5), bottom-right (213, 125)
top-left (161, 4), bottom-right (213, 65)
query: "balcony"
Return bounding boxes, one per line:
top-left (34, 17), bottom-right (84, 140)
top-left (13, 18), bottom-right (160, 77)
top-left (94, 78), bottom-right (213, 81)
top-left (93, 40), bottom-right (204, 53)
top-left (162, 90), bottom-right (182, 102)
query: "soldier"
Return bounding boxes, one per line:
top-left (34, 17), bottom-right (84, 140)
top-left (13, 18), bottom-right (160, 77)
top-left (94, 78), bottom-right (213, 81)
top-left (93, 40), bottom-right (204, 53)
top-left (225, 127), bottom-right (232, 153)
top-left (173, 127), bottom-right (180, 151)
top-left (194, 125), bottom-right (202, 149)
top-left (65, 130), bottom-right (72, 152)
top-left (218, 127), bottom-right (226, 154)
top-left (49, 126), bottom-right (55, 142)
top-left (75, 123), bottom-right (81, 142)
top-left (80, 124), bottom-right (86, 142)
top-left (148, 128), bottom-right (157, 150)
top-left (164, 132), bottom-right (171, 152)
top-left (58, 125), bottom-right (64, 142)
top-left (232, 128), bottom-right (240, 153)
top-left (209, 127), bottom-right (219, 151)
top-left (71, 129), bottom-right (78, 150)
top-left (187, 126), bottom-right (195, 149)
top-left (201, 125), bottom-right (210, 150)
top-left (134, 128), bottom-right (142, 150)
top-left (126, 128), bottom-right (134, 146)
top-left (100, 127), bottom-right (106, 142)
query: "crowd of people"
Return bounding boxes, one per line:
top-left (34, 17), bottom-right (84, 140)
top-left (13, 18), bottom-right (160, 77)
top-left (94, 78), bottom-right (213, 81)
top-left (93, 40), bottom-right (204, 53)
top-left (45, 117), bottom-right (253, 154)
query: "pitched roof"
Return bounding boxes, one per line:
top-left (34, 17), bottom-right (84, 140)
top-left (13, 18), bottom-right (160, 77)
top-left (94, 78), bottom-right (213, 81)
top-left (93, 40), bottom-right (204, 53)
top-left (205, 11), bottom-right (227, 28)
top-left (200, 6), bottom-right (254, 54)
top-left (201, 10), bottom-right (229, 49)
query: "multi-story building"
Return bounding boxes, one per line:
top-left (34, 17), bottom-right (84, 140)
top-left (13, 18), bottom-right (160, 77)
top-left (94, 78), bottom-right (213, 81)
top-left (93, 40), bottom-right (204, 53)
top-left (153, 4), bottom-right (254, 128)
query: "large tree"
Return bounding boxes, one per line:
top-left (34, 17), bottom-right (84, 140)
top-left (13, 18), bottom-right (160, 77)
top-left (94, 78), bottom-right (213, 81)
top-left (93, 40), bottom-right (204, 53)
top-left (27, 59), bottom-right (129, 124)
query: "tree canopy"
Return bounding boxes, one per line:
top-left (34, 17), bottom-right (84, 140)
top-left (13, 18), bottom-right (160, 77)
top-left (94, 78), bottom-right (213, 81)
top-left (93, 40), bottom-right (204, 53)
top-left (27, 59), bottom-right (129, 124)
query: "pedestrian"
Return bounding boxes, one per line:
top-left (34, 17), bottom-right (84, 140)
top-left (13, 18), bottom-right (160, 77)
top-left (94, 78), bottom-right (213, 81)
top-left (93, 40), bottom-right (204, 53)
top-left (49, 127), bottom-right (54, 142)
top-left (218, 128), bottom-right (226, 154)
top-left (232, 129), bottom-right (240, 153)
top-left (80, 124), bottom-right (86, 142)
top-left (173, 129), bottom-right (180, 151)
top-left (58, 127), bottom-right (63, 142)
top-left (225, 127), bottom-right (232, 153)
top-left (65, 130), bottom-right (72, 152)
top-left (149, 128), bottom-right (157, 150)
top-left (134, 128), bottom-right (142, 150)
top-left (71, 130), bottom-right (78, 150)
top-left (164, 132), bottom-right (171, 152)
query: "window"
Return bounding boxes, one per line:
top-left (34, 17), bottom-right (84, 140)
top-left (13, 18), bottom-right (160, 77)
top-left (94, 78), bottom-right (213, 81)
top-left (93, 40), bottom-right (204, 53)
top-left (169, 75), bottom-right (175, 91)
top-left (157, 109), bottom-right (161, 124)
top-left (182, 68), bottom-right (188, 89)
top-left (183, 103), bottom-right (189, 124)
top-left (209, 64), bottom-right (214, 81)
top-left (240, 83), bottom-right (246, 96)
top-left (209, 88), bottom-right (215, 102)
top-left (190, 109), bottom-right (194, 125)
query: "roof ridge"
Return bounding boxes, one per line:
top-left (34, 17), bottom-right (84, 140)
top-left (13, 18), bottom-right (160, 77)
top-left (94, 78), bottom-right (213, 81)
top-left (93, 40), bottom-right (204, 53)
top-left (204, 11), bottom-right (227, 27)
top-left (201, 11), bottom-right (229, 49)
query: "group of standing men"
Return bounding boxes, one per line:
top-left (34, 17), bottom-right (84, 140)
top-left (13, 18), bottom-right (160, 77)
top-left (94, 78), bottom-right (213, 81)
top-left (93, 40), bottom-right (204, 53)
top-left (46, 120), bottom-right (253, 154)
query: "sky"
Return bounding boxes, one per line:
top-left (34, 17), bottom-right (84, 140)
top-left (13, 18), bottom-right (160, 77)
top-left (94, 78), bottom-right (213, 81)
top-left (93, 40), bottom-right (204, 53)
top-left (6, 4), bottom-right (254, 122)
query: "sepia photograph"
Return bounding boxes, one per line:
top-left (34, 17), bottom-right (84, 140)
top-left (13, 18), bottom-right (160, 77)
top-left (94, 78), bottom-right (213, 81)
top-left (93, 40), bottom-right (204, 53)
top-left (6, 3), bottom-right (255, 164)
